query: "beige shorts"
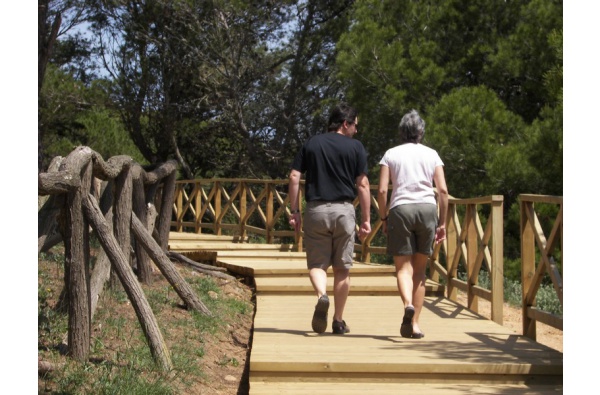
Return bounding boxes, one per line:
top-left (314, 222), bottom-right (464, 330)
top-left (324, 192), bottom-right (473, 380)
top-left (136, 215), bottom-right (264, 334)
top-left (303, 201), bottom-right (355, 270)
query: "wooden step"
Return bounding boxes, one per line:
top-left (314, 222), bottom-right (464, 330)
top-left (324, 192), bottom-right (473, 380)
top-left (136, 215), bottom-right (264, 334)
top-left (168, 241), bottom-right (296, 252)
top-left (172, 249), bottom-right (307, 262)
top-left (254, 275), bottom-right (444, 295)
top-left (168, 231), bottom-right (248, 242)
top-left (249, 381), bottom-right (563, 394)
top-left (215, 259), bottom-right (397, 278)
top-left (250, 294), bottom-right (563, 387)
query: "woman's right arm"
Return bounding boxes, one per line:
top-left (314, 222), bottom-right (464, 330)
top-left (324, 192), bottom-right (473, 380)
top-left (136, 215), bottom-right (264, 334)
top-left (433, 165), bottom-right (448, 243)
top-left (378, 165), bottom-right (390, 224)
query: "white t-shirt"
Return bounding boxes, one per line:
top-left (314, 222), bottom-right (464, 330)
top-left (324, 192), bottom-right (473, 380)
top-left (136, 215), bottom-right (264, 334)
top-left (379, 143), bottom-right (444, 209)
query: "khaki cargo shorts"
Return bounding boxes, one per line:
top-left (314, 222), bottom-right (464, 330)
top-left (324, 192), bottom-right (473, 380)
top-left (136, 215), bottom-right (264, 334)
top-left (303, 201), bottom-right (355, 270)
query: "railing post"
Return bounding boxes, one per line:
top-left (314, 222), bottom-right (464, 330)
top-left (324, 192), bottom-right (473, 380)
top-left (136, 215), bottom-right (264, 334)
top-left (214, 181), bottom-right (222, 235)
top-left (490, 197), bottom-right (504, 325)
top-left (193, 182), bottom-right (201, 233)
top-left (446, 204), bottom-right (458, 301)
top-left (466, 204), bottom-right (478, 313)
top-left (521, 199), bottom-right (537, 340)
top-left (175, 184), bottom-right (183, 232)
top-left (266, 182), bottom-right (274, 244)
top-left (240, 181), bottom-right (247, 240)
top-left (295, 185), bottom-right (304, 252)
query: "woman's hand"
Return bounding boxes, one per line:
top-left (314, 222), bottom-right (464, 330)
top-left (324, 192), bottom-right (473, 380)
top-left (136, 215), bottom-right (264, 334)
top-left (435, 225), bottom-right (446, 244)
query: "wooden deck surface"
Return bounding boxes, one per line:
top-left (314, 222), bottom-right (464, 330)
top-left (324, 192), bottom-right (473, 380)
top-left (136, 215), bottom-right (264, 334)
top-left (168, 232), bottom-right (563, 394)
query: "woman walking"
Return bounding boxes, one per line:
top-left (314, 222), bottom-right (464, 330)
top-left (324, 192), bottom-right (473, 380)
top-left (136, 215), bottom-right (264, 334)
top-left (377, 109), bottom-right (448, 338)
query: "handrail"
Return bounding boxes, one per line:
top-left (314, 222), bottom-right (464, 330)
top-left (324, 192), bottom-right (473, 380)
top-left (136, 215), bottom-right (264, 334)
top-left (172, 178), bottom-right (505, 323)
top-left (519, 194), bottom-right (563, 340)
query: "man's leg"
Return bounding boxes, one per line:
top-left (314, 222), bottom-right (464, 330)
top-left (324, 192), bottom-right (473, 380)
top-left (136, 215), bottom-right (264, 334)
top-left (332, 266), bottom-right (350, 322)
top-left (309, 267), bottom-right (328, 298)
top-left (309, 267), bottom-right (329, 333)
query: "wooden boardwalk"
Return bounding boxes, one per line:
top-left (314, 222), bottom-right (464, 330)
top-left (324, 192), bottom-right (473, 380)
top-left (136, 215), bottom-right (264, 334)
top-left (169, 232), bottom-right (563, 394)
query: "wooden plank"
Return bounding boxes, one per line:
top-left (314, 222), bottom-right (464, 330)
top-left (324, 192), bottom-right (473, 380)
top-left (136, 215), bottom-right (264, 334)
top-left (168, 231), bottom-right (244, 241)
top-left (251, 294), bottom-right (562, 378)
top-left (249, 381), bottom-right (563, 394)
top-left (215, 260), bottom-right (400, 278)
top-left (254, 276), bottom-right (443, 295)
top-left (168, 242), bottom-right (296, 251)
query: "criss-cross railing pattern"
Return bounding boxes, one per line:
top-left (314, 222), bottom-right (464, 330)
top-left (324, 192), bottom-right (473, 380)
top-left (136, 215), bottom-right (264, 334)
top-left (173, 179), bottom-right (299, 245)
top-left (520, 194), bottom-right (563, 340)
top-left (428, 195), bottom-right (505, 324)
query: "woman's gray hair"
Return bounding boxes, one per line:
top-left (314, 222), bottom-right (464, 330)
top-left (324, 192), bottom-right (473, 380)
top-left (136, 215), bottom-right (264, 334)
top-left (399, 109), bottom-right (425, 143)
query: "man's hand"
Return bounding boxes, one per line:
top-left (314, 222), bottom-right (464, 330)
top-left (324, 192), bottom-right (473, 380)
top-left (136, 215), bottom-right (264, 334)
top-left (289, 212), bottom-right (301, 233)
top-left (357, 221), bottom-right (371, 241)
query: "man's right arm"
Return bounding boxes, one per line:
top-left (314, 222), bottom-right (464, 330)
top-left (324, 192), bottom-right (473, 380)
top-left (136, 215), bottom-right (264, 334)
top-left (288, 169), bottom-right (302, 232)
top-left (356, 173), bottom-right (371, 240)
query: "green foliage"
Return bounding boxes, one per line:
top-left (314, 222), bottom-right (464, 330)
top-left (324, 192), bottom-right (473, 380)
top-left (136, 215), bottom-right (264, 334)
top-left (39, 65), bottom-right (146, 168)
top-left (461, 270), bottom-right (561, 315)
top-left (76, 108), bottom-right (146, 164)
top-left (482, 0), bottom-right (562, 122)
top-left (426, 86), bottom-right (528, 199)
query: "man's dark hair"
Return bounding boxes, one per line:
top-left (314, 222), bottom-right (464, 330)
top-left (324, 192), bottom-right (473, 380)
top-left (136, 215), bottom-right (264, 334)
top-left (327, 102), bottom-right (358, 132)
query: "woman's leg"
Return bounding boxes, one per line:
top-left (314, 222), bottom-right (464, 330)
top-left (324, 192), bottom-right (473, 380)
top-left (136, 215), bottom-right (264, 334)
top-left (411, 253), bottom-right (428, 334)
top-left (394, 255), bottom-right (414, 307)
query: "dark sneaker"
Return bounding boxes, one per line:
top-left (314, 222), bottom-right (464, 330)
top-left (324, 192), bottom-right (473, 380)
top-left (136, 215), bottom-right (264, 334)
top-left (311, 295), bottom-right (330, 333)
top-left (332, 319), bottom-right (350, 334)
top-left (400, 306), bottom-right (415, 338)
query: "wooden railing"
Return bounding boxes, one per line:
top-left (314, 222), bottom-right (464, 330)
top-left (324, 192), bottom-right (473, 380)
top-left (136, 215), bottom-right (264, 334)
top-left (432, 195), bottom-right (505, 325)
top-left (520, 194), bottom-right (563, 340)
top-left (171, 179), bottom-right (505, 324)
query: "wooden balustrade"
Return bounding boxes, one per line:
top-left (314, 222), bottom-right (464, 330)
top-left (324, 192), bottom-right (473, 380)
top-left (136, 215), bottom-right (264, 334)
top-left (431, 195), bottom-right (505, 325)
top-left (172, 179), bottom-right (506, 323)
top-left (519, 194), bottom-right (563, 341)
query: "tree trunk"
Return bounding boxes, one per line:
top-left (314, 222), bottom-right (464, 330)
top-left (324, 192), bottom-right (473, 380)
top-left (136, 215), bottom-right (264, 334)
top-left (156, 170), bottom-right (176, 250)
top-left (111, 165), bottom-right (133, 290)
top-left (166, 251), bottom-right (236, 282)
top-left (90, 209), bottom-right (113, 320)
top-left (38, 194), bottom-right (64, 254)
top-left (38, 156), bottom-right (68, 253)
top-left (58, 147), bottom-right (93, 362)
top-left (132, 165), bottom-right (152, 283)
top-left (131, 214), bottom-right (212, 316)
top-left (82, 193), bottom-right (172, 371)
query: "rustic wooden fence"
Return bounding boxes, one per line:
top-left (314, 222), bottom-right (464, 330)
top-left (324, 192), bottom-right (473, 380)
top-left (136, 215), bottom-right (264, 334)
top-left (38, 146), bottom-right (215, 370)
top-left (520, 194), bottom-right (563, 340)
top-left (171, 179), bottom-right (506, 325)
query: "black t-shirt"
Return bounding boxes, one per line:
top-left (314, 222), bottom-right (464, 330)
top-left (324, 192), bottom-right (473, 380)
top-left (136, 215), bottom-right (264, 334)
top-left (291, 132), bottom-right (368, 202)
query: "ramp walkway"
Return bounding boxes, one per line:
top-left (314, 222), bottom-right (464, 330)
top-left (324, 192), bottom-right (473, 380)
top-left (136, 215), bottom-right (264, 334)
top-left (169, 232), bottom-right (563, 394)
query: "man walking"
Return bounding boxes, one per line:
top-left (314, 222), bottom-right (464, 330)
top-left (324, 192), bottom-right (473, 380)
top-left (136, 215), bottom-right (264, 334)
top-left (288, 102), bottom-right (371, 334)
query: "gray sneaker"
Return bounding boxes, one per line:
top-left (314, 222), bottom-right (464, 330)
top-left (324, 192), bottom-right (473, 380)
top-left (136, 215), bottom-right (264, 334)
top-left (311, 295), bottom-right (329, 333)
